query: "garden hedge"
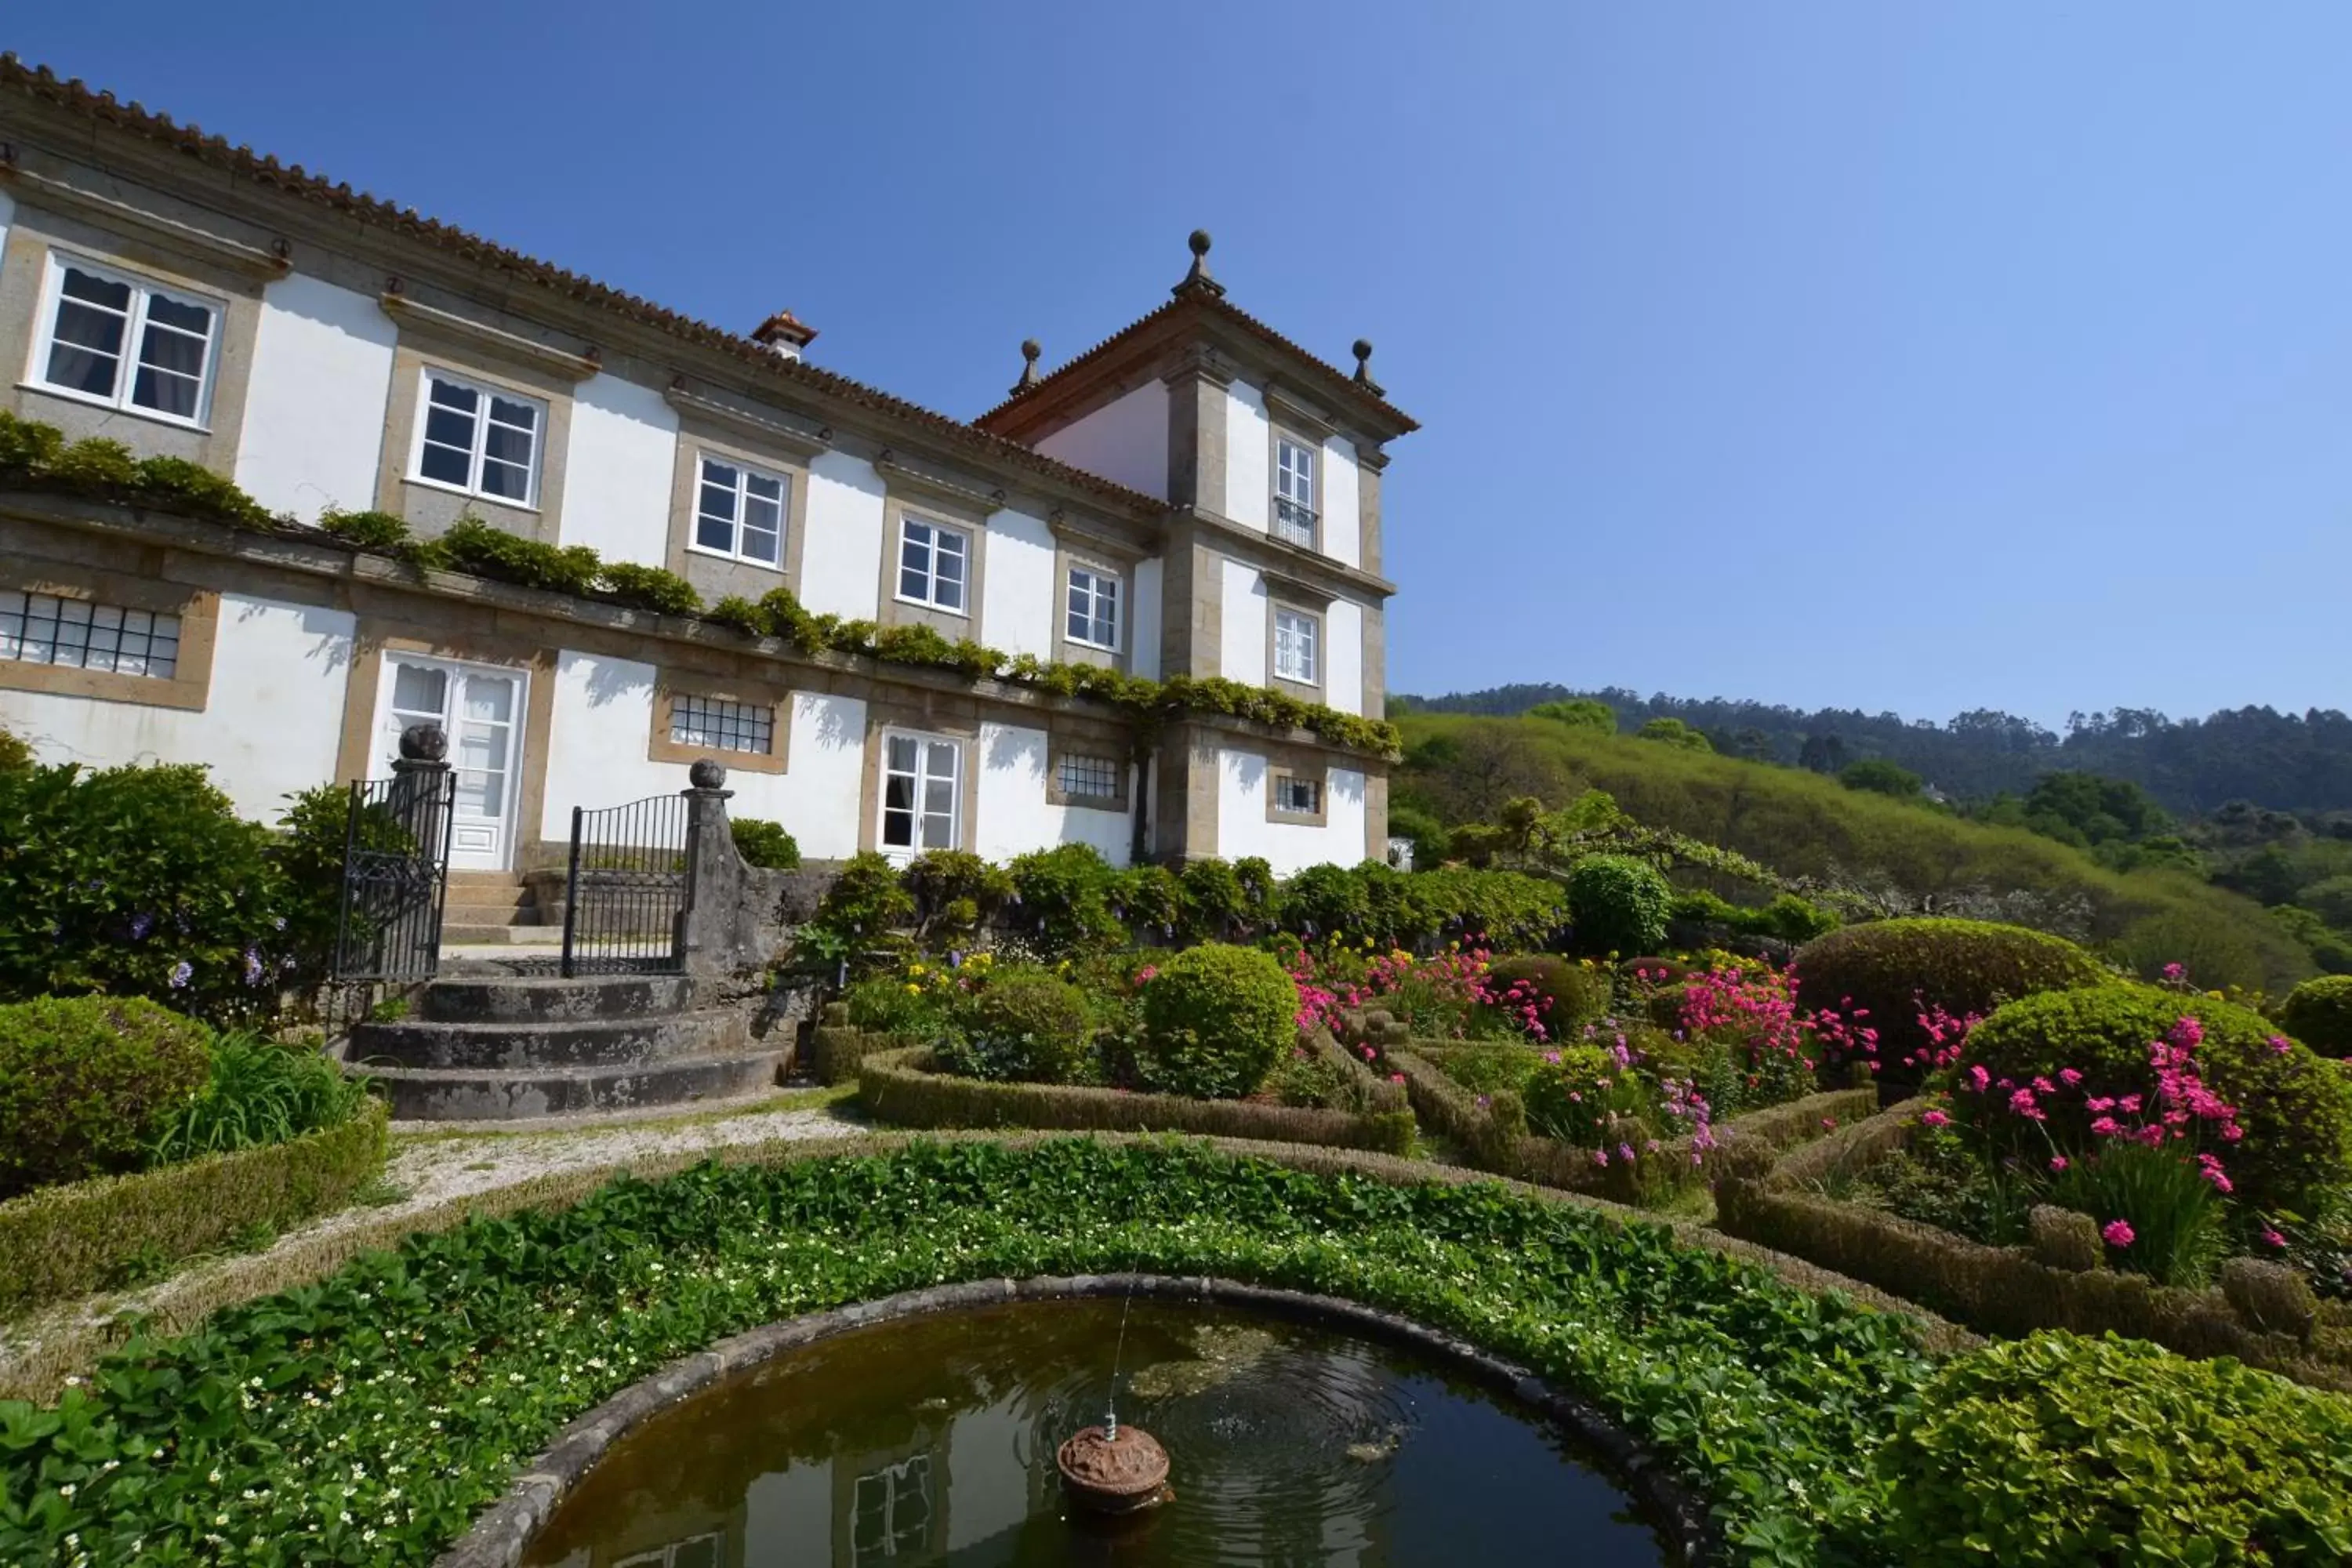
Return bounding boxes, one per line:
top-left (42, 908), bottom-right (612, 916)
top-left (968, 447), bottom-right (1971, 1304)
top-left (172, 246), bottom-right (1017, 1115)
top-left (2279, 974), bottom-right (2352, 1058)
top-left (1713, 1102), bottom-right (2352, 1393)
top-left (1392, 1043), bottom-right (1876, 1206)
top-left (0, 1098), bottom-right (388, 1317)
top-left (858, 1045), bottom-right (1415, 1155)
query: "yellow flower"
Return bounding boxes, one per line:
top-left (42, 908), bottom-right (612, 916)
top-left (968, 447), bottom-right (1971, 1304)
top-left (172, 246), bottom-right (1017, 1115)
top-left (904, 983), bottom-right (922, 994)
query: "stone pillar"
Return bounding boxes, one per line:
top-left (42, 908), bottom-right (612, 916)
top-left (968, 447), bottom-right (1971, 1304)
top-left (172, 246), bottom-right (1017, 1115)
top-left (389, 723), bottom-right (453, 868)
top-left (678, 758), bottom-right (747, 978)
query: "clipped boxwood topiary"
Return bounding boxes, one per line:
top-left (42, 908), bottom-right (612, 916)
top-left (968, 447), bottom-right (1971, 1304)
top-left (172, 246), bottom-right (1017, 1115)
top-left (0, 996), bottom-right (212, 1199)
top-left (1793, 917), bottom-right (2107, 1076)
top-left (728, 818), bottom-right (800, 870)
top-left (1872, 1330), bottom-right (2352, 1567)
top-left (947, 968), bottom-right (1094, 1084)
top-left (2278, 974), bottom-right (2352, 1058)
top-left (1563, 853), bottom-right (1671, 956)
top-left (1956, 983), bottom-right (2352, 1215)
top-left (1139, 943), bottom-right (1298, 1098)
top-left (1483, 954), bottom-right (1610, 1035)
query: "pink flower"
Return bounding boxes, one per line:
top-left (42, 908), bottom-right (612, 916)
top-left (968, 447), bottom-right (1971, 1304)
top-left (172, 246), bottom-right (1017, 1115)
top-left (1920, 1109), bottom-right (1951, 1128)
top-left (2162, 962), bottom-right (2186, 982)
top-left (1820, 1116), bottom-right (1838, 1131)
top-left (1967, 1065), bottom-right (1991, 1091)
top-left (2059, 1068), bottom-right (2083, 1087)
top-left (2049, 1156), bottom-right (2069, 1173)
top-left (1388, 1073), bottom-right (1406, 1085)
top-left (2270, 1035), bottom-right (2293, 1056)
top-left (1592, 1148), bottom-right (1610, 1167)
top-left (2261, 1228), bottom-right (2287, 1249)
top-left (2102, 1219), bottom-right (2136, 1248)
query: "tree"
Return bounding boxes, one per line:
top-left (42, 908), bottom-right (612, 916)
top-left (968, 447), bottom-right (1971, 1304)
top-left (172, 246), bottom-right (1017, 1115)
top-left (1840, 759), bottom-right (1925, 798)
top-left (1635, 717), bottom-right (1712, 753)
top-left (1798, 733), bottom-right (1849, 775)
top-left (1526, 699), bottom-right (1615, 736)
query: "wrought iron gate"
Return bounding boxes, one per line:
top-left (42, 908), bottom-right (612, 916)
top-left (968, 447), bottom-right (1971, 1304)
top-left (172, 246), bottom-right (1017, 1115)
top-left (560, 793), bottom-right (690, 976)
top-left (331, 737), bottom-right (457, 984)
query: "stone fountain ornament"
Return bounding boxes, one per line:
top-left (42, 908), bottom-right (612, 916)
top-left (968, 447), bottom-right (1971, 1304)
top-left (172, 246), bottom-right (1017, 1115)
top-left (1055, 1406), bottom-right (1172, 1515)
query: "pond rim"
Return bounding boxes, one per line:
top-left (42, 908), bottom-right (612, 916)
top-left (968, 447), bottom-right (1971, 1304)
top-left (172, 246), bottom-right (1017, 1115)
top-left (435, 1272), bottom-right (1721, 1568)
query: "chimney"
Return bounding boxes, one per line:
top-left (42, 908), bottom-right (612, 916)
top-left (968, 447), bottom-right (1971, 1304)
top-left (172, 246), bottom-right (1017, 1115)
top-left (750, 309), bottom-right (818, 362)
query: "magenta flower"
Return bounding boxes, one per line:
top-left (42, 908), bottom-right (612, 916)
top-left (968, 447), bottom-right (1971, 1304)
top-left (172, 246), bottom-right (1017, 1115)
top-left (2102, 1219), bottom-right (2136, 1248)
top-left (1920, 1109), bottom-right (1951, 1128)
top-left (2049, 1156), bottom-right (2069, 1173)
top-left (2261, 1228), bottom-right (2288, 1249)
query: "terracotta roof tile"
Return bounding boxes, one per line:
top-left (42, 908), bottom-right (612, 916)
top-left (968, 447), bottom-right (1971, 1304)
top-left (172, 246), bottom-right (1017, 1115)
top-left (0, 56), bottom-right (1167, 515)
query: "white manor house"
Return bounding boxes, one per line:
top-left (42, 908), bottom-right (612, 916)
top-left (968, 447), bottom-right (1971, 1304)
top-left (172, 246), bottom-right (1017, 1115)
top-left (0, 60), bottom-right (1414, 881)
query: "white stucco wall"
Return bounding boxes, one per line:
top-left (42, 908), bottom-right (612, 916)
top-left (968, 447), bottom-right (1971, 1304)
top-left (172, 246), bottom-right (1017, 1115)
top-left (1129, 556), bottom-right (1163, 681)
top-left (1219, 557), bottom-right (1265, 684)
top-left (974, 722), bottom-right (1131, 866)
top-left (232, 273), bottom-right (397, 521)
top-left (0, 593), bottom-right (354, 820)
top-left (1320, 435), bottom-right (1362, 569)
top-left (1033, 379), bottom-right (1170, 499)
top-left (980, 507), bottom-right (1057, 660)
top-left (799, 450), bottom-right (886, 619)
top-left (0, 191), bottom-right (14, 281)
top-left (1324, 598), bottom-right (1364, 717)
top-left (1222, 381), bottom-right (1271, 532)
top-left (1214, 748), bottom-right (1369, 877)
top-left (537, 649), bottom-right (866, 858)
top-left (559, 374), bottom-right (678, 567)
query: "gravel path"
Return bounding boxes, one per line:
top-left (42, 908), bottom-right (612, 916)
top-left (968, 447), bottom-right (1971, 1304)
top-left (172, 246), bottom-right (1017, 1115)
top-left (0, 1096), bottom-right (866, 1400)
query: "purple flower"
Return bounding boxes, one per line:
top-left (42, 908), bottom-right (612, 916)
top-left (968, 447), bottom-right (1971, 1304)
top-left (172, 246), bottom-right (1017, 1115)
top-left (168, 960), bottom-right (193, 989)
top-left (242, 948), bottom-right (265, 985)
top-left (129, 913), bottom-right (154, 941)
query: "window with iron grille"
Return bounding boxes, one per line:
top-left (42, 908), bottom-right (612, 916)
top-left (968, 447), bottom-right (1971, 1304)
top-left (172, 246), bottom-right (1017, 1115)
top-left (0, 591), bottom-right (181, 679)
top-left (669, 693), bottom-right (773, 755)
top-left (1273, 436), bottom-right (1318, 547)
top-left (1274, 774), bottom-right (1321, 815)
top-left (1056, 753), bottom-right (1120, 800)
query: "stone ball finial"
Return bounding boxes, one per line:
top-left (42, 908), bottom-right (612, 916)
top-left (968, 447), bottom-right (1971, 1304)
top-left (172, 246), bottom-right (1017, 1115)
top-left (397, 723), bottom-right (448, 763)
top-left (1174, 228), bottom-right (1225, 299)
top-left (689, 758), bottom-right (728, 790)
top-left (1352, 337), bottom-right (1374, 366)
top-left (1022, 337), bottom-right (1041, 363)
top-left (1351, 337), bottom-right (1385, 396)
top-left (1011, 338), bottom-right (1043, 397)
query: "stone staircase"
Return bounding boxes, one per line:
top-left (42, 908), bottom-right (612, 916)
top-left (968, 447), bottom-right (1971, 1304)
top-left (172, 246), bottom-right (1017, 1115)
top-left (344, 969), bottom-right (785, 1121)
top-left (440, 870), bottom-right (558, 947)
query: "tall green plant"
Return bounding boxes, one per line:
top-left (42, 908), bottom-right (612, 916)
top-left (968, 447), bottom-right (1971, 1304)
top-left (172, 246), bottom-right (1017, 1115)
top-left (150, 1033), bottom-right (373, 1163)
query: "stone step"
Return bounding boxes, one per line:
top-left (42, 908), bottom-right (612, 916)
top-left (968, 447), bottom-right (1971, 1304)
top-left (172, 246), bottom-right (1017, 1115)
top-left (421, 971), bottom-right (697, 1023)
top-left (363, 1047), bottom-right (787, 1121)
top-left (439, 924), bottom-right (564, 946)
top-left (347, 1007), bottom-right (750, 1071)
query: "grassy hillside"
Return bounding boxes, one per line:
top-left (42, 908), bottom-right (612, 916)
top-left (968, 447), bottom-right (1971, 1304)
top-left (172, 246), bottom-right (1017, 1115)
top-left (1393, 713), bottom-right (2314, 993)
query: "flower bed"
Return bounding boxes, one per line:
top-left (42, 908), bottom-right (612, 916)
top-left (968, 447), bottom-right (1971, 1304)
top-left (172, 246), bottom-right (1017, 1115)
top-left (1394, 1042), bottom-right (1874, 1204)
top-left (0, 1098), bottom-right (388, 1317)
top-left (2, 1136), bottom-right (2341, 1568)
top-left (858, 1042), bottom-right (1415, 1153)
top-left (1714, 1101), bottom-right (2352, 1392)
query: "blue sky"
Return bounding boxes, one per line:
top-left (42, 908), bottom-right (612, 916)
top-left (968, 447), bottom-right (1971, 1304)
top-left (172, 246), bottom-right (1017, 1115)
top-left (13, 4), bottom-right (2351, 728)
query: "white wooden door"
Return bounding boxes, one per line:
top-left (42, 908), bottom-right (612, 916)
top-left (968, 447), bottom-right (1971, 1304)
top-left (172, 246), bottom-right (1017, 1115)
top-left (377, 655), bottom-right (525, 872)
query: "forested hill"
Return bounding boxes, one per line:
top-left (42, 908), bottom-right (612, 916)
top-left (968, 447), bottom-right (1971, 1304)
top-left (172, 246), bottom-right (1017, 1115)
top-left (1390, 686), bottom-right (2352, 815)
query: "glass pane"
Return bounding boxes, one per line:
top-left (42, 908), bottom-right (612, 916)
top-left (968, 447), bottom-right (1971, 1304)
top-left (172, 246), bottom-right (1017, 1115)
top-left (920, 811), bottom-right (953, 850)
top-left (482, 420), bottom-right (533, 468)
top-left (887, 735), bottom-right (917, 772)
top-left (456, 768), bottom-right (504, 820)
top-left (428, 378), bottom-right (479, 415)
top-left (701, 458), bottom-right (740, 492)
top-left (391, 663), bottom-right (449, 715)
top-left (131, 363), bottom-right (201, 419)
top-left (695, 509), bottom-right (735, 553)
top-left (740, 521), bottom-right (779, 564)
top-left (926, 741), bottom-right (957, 779)
top-left (898, 563), bottom-right (929, 601)
top-left (478, 457), bottom-right (530, 500)
top-left (746, 471), bottom-right (783, 504)
top-left (462, 677), bottom-right (514, 724)
top-left (62, 267), bottom-right (132, 311)
top-left (673, 1541), bottom-right (720, 1568)
top-left (744, 490), bottom-right (782, 535)
top-left (924, 778), bottom-right (954, 815)
top-left (419, 442), bottom-right (474, 488)
top-left (459, 721), bottom-right (509, 776)
top-left (488, 394), bottom-right (537, 432)
top-left (46, 300), bottom-right (125, 395)
top-left (146, 294), bottom-right (211, 334)
top-left (423, 404), bottom-right (477, 450)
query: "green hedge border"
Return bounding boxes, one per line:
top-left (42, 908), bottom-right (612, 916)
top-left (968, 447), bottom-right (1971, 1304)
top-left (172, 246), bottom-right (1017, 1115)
top-left (0, 1101), bottom-right (389, 1319)
top-left (1392, 1042), bottom-right (1875, 1205)
top-left (858, 1046), bottom-right (1417, 1154)
top-left (1713, 1101), bottom-right (2352, 1392)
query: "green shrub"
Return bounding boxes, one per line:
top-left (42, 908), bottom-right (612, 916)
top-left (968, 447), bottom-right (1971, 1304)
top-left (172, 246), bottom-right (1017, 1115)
top-left (317, 507), bottom-right (414, 550)
top-left (1635, 717), bottom-right (1711, 752)
top-left (428, 517), bottom-right (602, 597)
top-left (729, 818), bottom-right (801, 870)
top-left (1956, 984), bottom-right (2352, 1214)
top-left (1838, 758), bottom-right (1923, 798)
top-left (149, 1033), bottom-right (372, 1163)
top-left (48, 435), bottom-right (139, 488)
top-left (1564, 853), bottom-right (1671, 955)
top-left (0, 728), bottom-right (31, 773)
top-left (2049, 1140), bottom-right (2229, 1287)
top-left (802, 851), bottom-right (916, 971)
top-left (1521, 1043), bottom-right (1654, 1149)
top-left (1794, 917), bottom-right (2108, 1074)
top-left (1109, 863), bottom-right (1182, 937)
top-left (941, 967), bottom-right (1094, 1083)
top-left (1483, 953), bottom-right (1609, 1034)
top-left (596, 561), bottom-right (700, 616)
top-left (1415, 866), bottom-right (1571, 949)
top-left (1386, 802), bottom-right (1450, 865)
top-left (1005, 843), bottom-right (1123, 958)
top-left (1138, 942), bottom-right (1298, 1098)
top-left (1277, 862), bottom-right (1371, 939)
top-left (1526, 698), bottom-right (1615, 735)
top-left (842, 971), bottom-right (951, 1039)
top-left (132, 456), bottom-right (273, 527)
top-left (1872, 1331), bottom-right (2352, 1566)
top-left (0, 996), bottom-right (212, 1199)
top-left (2279, 975), bottom-right (2352, 1058)
top-left (0, 407), bottom-right (65, 477)
top-left (1176, 857), bottom-right (1251, 942)
top-left (0, 760), bottom-right (297, 1021)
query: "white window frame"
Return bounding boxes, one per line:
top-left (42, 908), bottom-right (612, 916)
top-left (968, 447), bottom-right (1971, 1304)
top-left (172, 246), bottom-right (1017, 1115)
top-left (28, 251), bottom-right (223, 430)
top-left (1064, 562), bottom-right (1121, 652)
top-left (1273, 607), bottom-right (1319, 684)
top-left (1273, 435), bottom-right (1319, 549)
top-left (879, 728), bottom-right (964, 857)
top-left (688, 452), bottom-right (788, 568)
top-left (895, 516), bottom-right (971, 614)
top-left (407, 367), bottom-right (545, 509)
